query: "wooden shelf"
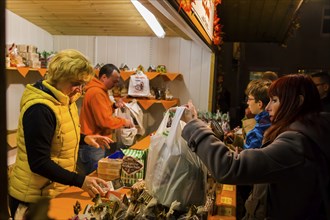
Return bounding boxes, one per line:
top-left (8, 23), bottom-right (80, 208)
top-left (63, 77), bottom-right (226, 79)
top-left (115, 97), bottom-right (180, 110)
top-left (6, 67), bottom-right (47, 77)
top-left (94, 69), bottom-right (182, 81)
top-left (120, 71), bottom-right (182, 81)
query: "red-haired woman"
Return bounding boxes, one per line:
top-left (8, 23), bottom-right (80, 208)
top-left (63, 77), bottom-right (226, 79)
top-left (182, 74), bottom-right (330, 219)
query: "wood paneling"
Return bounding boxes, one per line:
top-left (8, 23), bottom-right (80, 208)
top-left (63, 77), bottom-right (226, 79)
top-left (6, 0), bottom-right (190, 39)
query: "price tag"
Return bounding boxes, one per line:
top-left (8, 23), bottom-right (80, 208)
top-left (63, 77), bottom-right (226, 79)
top-left (220, 196), bottom-right (233, 205)
top-left (223, 184), bottom-right (234, 191)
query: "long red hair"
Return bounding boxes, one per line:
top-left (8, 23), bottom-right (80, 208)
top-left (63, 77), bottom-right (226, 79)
top-left (263, 74), bottom-right (321, 143)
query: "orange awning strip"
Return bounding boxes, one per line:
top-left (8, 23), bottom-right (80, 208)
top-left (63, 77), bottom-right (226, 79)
top-left (16, 67), bottom-right (30, 77)
top-left (38, 68), bottom-right (47, 77)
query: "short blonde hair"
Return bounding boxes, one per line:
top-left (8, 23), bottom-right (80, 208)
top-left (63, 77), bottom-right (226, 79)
top-left (45, 49), bottom-right (94, 85)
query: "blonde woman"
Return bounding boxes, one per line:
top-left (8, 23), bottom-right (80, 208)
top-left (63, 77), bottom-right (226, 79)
top-left (9, 49), bottom-right (112, 217)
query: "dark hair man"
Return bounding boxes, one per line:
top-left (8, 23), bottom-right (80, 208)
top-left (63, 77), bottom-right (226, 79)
top-left (311, 71), bottom-right (330, 112)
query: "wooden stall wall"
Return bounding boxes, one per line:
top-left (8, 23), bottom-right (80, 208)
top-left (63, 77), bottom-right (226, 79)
top-left (54, 35), bottom-right (212, 111)
top-left (53, 35), bottom-right (212, 133)
top-left (5, 9), bottom-right (53, 131)
top-left (6, 9), bottom-right (212, 135)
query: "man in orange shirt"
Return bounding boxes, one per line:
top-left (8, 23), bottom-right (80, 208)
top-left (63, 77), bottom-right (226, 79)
top-left (78, 64), bottom-right (133, 175)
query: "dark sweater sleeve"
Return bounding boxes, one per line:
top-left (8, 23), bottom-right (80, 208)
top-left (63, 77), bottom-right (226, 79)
top-left (23, 104), bottom-right (85, 187)
top-left (80, 133), bottom-right (86, 145)
top-left (182, 119), bottom-right (307, 185)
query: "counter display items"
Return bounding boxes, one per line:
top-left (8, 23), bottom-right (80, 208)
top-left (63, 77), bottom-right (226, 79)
top-left (62, 107), bottom-right (236, 220)
top-left (70, 180), bottom-right (210, 220)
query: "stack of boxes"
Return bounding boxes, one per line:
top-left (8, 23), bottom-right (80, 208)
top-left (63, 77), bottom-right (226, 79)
top-left (97, 158), bottom-right (123, 181)
top-left (6, 44), bottom-right (41, 68)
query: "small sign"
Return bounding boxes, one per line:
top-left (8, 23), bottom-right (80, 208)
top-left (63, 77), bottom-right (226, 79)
top-left (121, 156), bottom-right (144, 175)
top-left (223, 185), bottom-right (234, 191)
top-left (220, 196), bottom-right (233, 205)
top-left (192, 0), bottom-right (215, 40)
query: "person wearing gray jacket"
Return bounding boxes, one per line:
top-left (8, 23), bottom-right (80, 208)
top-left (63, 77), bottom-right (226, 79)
top-left (182, 74), bottom-right (330, 220)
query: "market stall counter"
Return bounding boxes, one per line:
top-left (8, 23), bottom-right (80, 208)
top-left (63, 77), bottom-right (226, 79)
top-left (49, 135), bottom-right (236, 219)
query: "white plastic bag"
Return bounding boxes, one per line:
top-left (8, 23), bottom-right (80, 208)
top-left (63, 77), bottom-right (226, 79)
top-left (145, 107), bottom-right (207, 210)
top-left (128, 70), bottom-right (150, 97)
top-left (125, 99), bottom-right (145, 136)
top-left (120, 127), bottom-right (138, 146)
top-left (114, 107), bottom-right (137, 146)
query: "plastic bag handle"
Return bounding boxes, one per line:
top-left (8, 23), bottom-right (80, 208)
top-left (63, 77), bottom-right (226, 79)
top-left (154, 107), bottom-right (172, 135)
top-left (166, 107), bottom-right (185, 145)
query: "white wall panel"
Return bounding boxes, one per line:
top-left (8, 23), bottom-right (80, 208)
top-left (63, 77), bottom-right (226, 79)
top-left (6, 9), bottom-right (53, 52)
top-left (151, 38), bottom-right (171, 68)
top-left (6, 84), bottom-right (25, 130)
top-left (126, 37), bottom-right (138, 67)
top-left (200, 50), bottom-right (212, 110)
top-left (177, 39), bottom-right (192, 105)
top-left (167, 38), bottom-right (181, 71)
top-left (116, 37), bottom-right (129, 67)
top-left (53, 35), bottom-right (95, 64)
top-left (95, 36), bottom-right (109, 65)
top-left (6, 10), bottom-right (52, 130)
top-left (128, 37), bottom-right (150, 69)
top-left (190, 43), bottom-right (203, 108)
top-left (6, 71), bottom-right (43, 130)
top-left (105, 37), bottom-right (119, 65)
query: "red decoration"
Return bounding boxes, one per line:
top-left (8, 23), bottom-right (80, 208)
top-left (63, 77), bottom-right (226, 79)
top-left (179, 0), bottom-right (195, 14)
top-left (179, 0), bottom-right (223, 47)
top-left (213, 0), bottom-right (223, 47)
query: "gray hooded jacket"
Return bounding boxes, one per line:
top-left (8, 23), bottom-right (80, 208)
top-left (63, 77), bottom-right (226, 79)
top-left (182, 112), bottom-right (330, 220)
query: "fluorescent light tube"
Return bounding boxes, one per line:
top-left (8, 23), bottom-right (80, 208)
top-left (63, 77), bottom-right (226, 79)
top-left (131, 0), bottom-right (166, 38)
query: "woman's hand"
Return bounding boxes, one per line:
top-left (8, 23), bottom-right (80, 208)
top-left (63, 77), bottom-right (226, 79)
top-left (181, 100), bottom-right (198, 123)
top-left (224, 131), bottom-right (235, 144)
top-left (81, 176), bottom-right (110, 198)
top-left (84, 135), bottom-right (113, 150)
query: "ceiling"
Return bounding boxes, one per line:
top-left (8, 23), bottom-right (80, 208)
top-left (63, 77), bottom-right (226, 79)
top-left (218, 0), bottom-right (304, 44)
top-left (6, 0), bottom-right (305, 44)
top-left (5, 0), bottom-right (190, 39)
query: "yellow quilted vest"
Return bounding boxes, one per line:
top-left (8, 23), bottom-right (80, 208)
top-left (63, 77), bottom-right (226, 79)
top-left (9, 80), bottom-right (81, 203)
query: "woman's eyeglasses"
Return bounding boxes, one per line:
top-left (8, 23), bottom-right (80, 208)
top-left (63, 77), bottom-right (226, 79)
top-left (71, 81), bottom-right (86, 89)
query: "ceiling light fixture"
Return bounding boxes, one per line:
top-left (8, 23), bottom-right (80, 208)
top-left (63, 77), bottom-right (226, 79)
top-left (131, 0), bottom-right (166, 38)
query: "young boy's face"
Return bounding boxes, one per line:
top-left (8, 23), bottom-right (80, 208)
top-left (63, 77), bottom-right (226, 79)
top-left (247, 95), bottom-right (263, 115)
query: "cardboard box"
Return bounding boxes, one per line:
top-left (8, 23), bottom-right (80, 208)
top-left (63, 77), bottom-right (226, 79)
top-left (7, 130), bottom-right (17, 149)
top-left (97, 158), bottom-right (122, 181)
